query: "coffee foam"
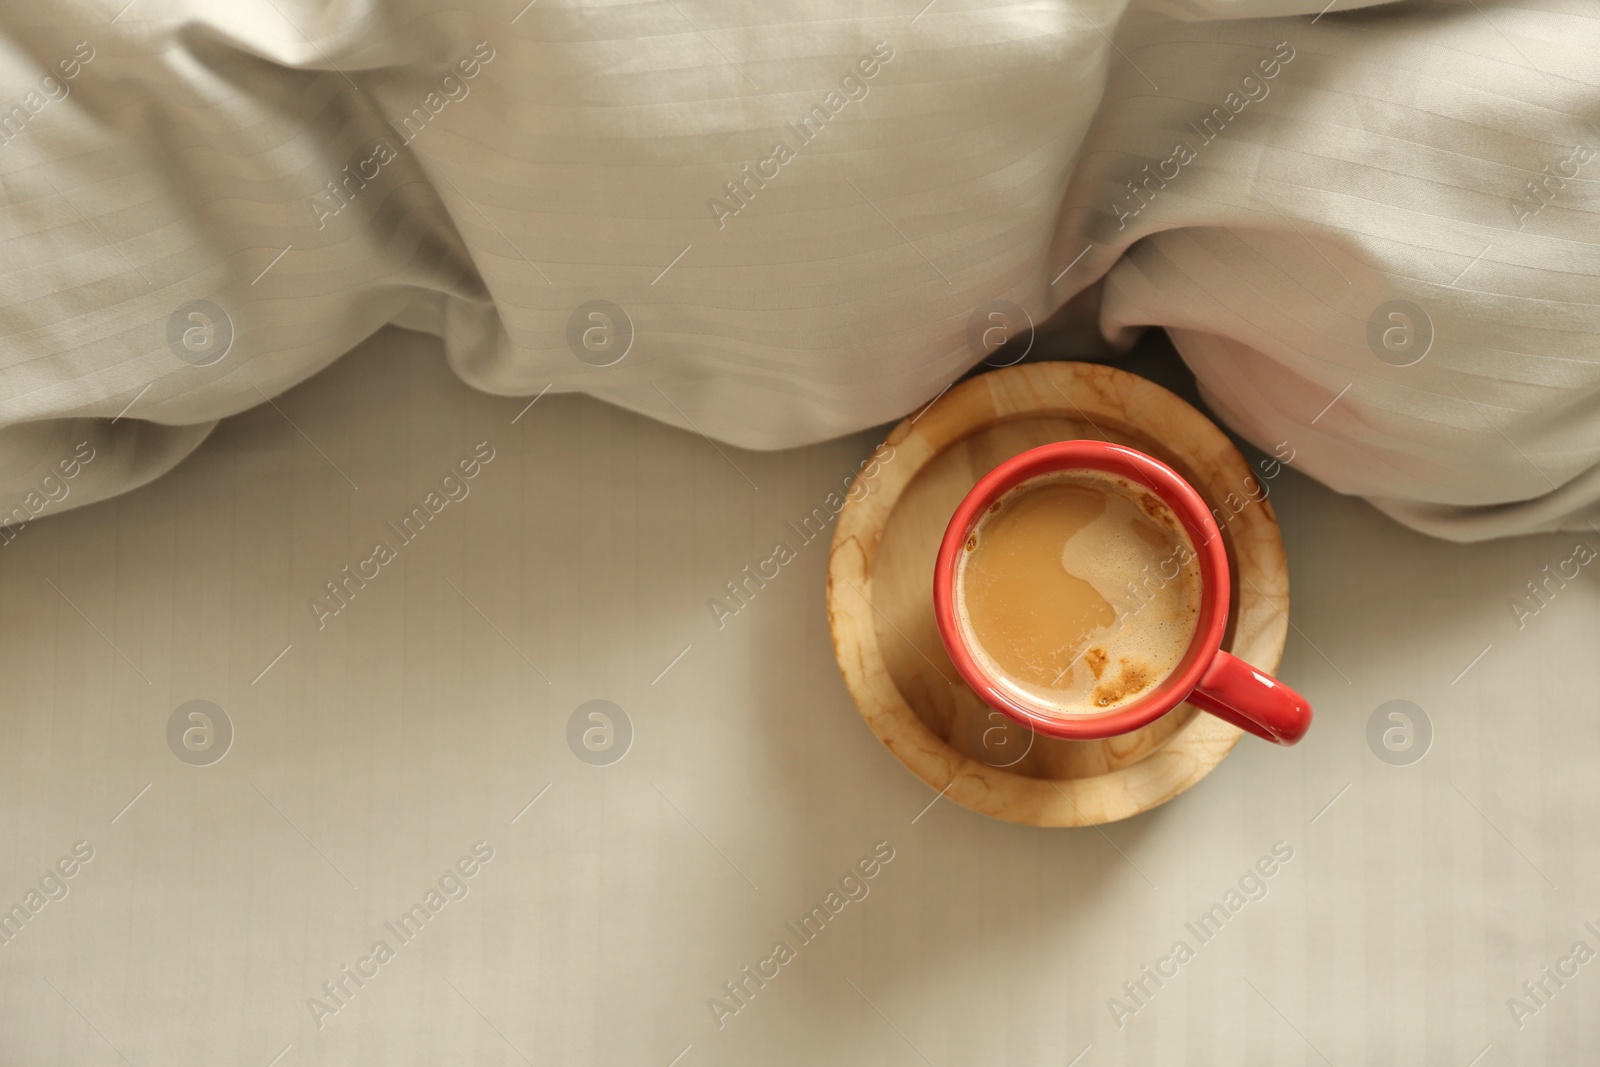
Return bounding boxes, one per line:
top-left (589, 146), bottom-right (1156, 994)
top-left (954, 467), bottom-right (1202, 716)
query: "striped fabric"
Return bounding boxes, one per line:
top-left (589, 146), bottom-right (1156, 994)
top-left (0, 0), bottom-right (1592, 540)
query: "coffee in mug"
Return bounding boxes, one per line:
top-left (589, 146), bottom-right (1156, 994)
top-left (934, 440), bottom-right (1311, 745)
top-left (953, 469), bottom-right (1202, 715)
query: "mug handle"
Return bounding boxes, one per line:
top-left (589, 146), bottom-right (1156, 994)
top-left (1184, 651), bottom-right (1312, 745)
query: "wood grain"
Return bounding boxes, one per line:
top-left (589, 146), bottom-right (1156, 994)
top-left (827, 361), bottom-right (1290, 826)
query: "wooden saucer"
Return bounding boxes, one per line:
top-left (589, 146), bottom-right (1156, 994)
top-left (827, 361), bottom-right (1290, 826)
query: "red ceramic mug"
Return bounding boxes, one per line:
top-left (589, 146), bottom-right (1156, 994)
top-left (932, 441), bottom-right (1312, 745)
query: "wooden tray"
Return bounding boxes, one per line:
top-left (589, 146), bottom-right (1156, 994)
top-left (827, 361), bottom-right (1290, 826)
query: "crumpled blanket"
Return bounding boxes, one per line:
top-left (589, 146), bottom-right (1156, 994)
top-left (1, 0), bottom-right (1594, 541)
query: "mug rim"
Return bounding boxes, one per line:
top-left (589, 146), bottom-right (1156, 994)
top-left (931, 440), bottom-right (1231, 741)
